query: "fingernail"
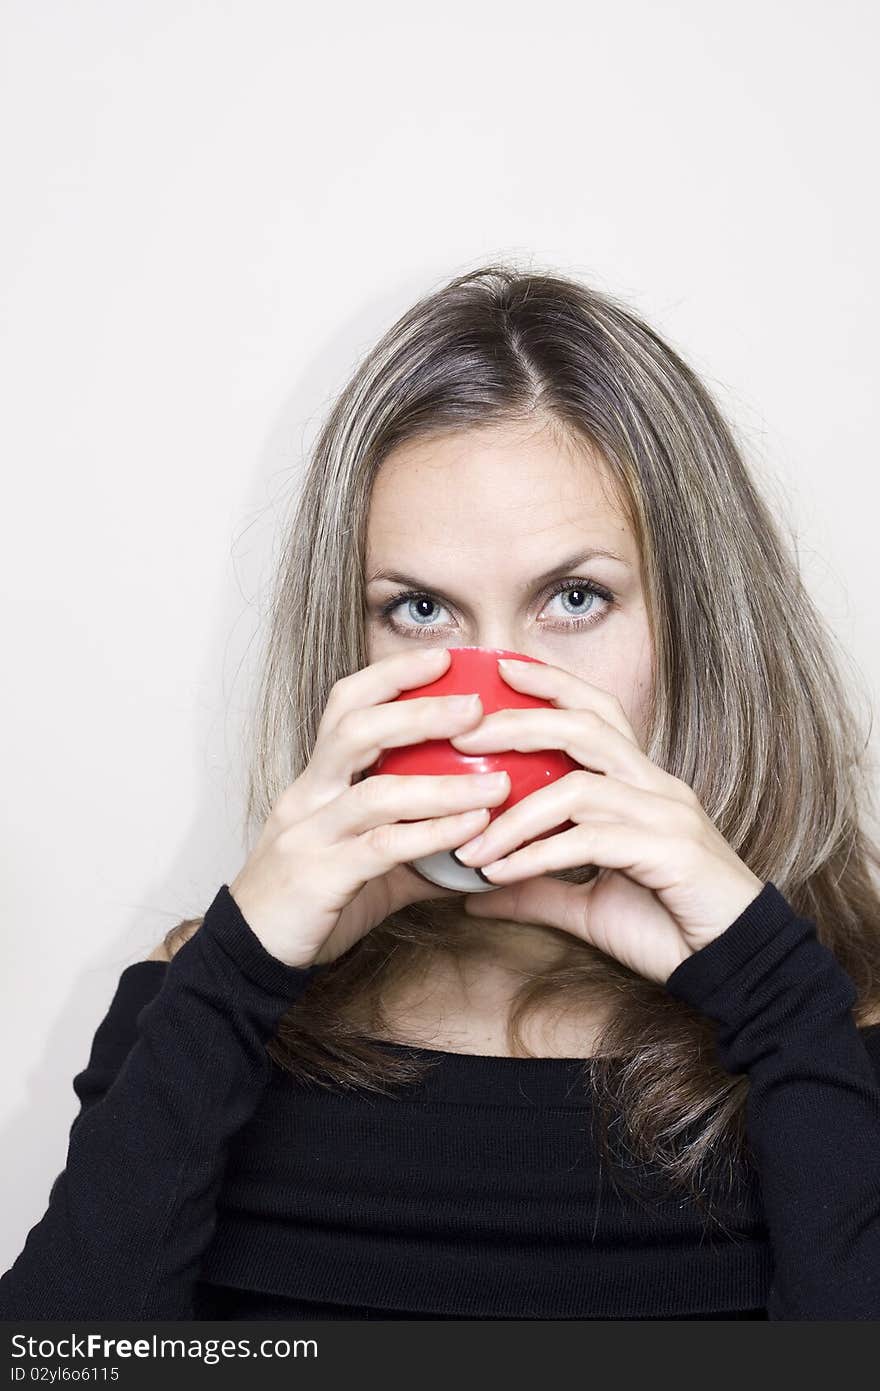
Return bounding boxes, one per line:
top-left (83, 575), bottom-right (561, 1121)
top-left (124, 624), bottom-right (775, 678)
top-left (462, 833), bottom-right (485, 853)
top-left (448, 693), bottom-right (480, 711)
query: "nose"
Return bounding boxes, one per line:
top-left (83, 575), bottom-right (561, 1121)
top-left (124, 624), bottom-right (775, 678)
top-left (451, 631), bottom-right (535, 659)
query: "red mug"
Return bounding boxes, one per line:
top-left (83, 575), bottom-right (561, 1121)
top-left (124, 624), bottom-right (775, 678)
top-left (363, 646), bottom-right (581, 891)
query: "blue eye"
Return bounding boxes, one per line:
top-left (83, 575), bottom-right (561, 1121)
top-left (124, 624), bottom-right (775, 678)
top-left (377, 577), bottom-right (615, 640)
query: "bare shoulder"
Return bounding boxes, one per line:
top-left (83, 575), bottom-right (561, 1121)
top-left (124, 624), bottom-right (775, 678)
top-left (144, 916), bottom-right (203, 963)
top-left (145, 941), bottom-right (173, 962)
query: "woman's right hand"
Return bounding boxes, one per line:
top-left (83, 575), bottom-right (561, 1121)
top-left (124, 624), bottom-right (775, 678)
top-left (228, 647), bottom-right (510, 968)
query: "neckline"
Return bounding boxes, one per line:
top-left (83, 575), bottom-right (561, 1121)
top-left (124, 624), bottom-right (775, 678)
top-left (364, 1035), bottom-right (591, 1065)
top-left (356, 1036), bottom-right (596, 1107)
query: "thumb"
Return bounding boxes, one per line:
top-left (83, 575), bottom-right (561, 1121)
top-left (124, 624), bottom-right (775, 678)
top-left (462, 875), bottom-right (557, 922)
top-left (463, 875), bottom-right (591, 940)
top-left (386, 863), bottom-right (464, 913)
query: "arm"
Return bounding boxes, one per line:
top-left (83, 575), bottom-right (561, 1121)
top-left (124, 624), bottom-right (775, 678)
top-left (35, 961), bottom-right (168, 1212)
top-left (0, 886), bottom-right (324, 1320)
top-left (67, 960), bottom-right (168, 1141)
top-left (67, 904), bottom-right (207, 1135)
top-left (665, 881), bottom-right (880, 1320)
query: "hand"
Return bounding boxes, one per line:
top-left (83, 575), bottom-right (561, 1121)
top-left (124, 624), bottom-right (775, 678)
top-left (229, 647), bottom-right (511, 968)
top-left (448, 657), bottom-right (765, 984)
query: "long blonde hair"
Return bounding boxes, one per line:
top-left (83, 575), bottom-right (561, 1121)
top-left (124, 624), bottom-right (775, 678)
top-left (168, 263), bottom-right (880, 1212)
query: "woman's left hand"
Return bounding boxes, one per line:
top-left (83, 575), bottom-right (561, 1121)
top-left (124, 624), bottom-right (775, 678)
top-left (448, 657), bottom-right (765, 985)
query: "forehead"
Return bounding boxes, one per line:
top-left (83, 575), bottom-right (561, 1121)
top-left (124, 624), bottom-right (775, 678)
top-left (366, 422), bottom-right (634, 566)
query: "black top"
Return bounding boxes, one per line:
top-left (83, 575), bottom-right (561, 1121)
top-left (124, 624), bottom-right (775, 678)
top-left (2, 880), bottom-right (880, 1321)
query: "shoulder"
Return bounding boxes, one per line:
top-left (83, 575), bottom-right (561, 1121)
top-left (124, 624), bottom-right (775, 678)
top-left (860, 1023), bottom-right (880, 1071)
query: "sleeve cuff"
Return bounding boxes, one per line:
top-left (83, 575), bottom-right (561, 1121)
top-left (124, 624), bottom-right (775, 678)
top-left (664, 880), bottom-right (799, 1006)
top-left (663, 880), bottom-right (859, 1077)
top-left (192, 883), bottom-right (327, 999)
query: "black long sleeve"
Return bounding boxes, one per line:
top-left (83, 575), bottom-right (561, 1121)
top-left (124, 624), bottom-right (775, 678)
top-left (4, 880), bottom-right (880, 1320)
top-left (665, 880), bottom-right (880, 1320)
top-left (0, 886), bottom-right (324, 1319)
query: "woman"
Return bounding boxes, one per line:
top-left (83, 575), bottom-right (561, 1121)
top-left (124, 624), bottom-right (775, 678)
top-left (2, 264), bottom-right (880, 1321)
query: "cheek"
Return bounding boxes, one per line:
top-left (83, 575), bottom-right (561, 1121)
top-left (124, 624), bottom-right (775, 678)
top-left (563, 644), bottom-right (654, 739)
top-left (625, 646), bottom-right (656, 744)
top-left (364, 620), bottom-right (399, 666)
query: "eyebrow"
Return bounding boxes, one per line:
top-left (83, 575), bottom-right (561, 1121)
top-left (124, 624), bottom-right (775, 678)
top-left (366, 548), bottom-right (631, 595)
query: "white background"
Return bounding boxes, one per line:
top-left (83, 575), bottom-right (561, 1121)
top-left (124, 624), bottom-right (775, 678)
top-left (1, 0), bottom-right (878, 1264)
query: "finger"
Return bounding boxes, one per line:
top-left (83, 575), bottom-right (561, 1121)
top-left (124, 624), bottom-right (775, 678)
top-left (473, 819), bottom-right (661, 884)
top-left (463, 874), bottom-right (594, 941)
top-left (315, 645), bottom-right (455, 767)
top-left (451, 706), bottom-right (669, 795)
top-left (323, 690), bottom-right (492, 788)
top-left (320, 647), bottom-right (452, 735)
top-left (388, 866), bottom-right (466, 910)
top-left (289, 687), bottom-right (490, 822)
top-left (306, 677), bottom-right (487, 799)
top-left (290, 648), bottom-right (458, 814)
top-left (314, 769), bottom-right (511, 838)
top-left (354, 806), bottom-right (497, 879)
top-left (494, 657), bottom-right (639, 743)
top-left (454, 770), bottom-right (662, 866)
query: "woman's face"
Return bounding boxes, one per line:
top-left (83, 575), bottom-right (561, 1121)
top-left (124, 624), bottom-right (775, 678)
top-left (364, 419), bottom-right (654, 745)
